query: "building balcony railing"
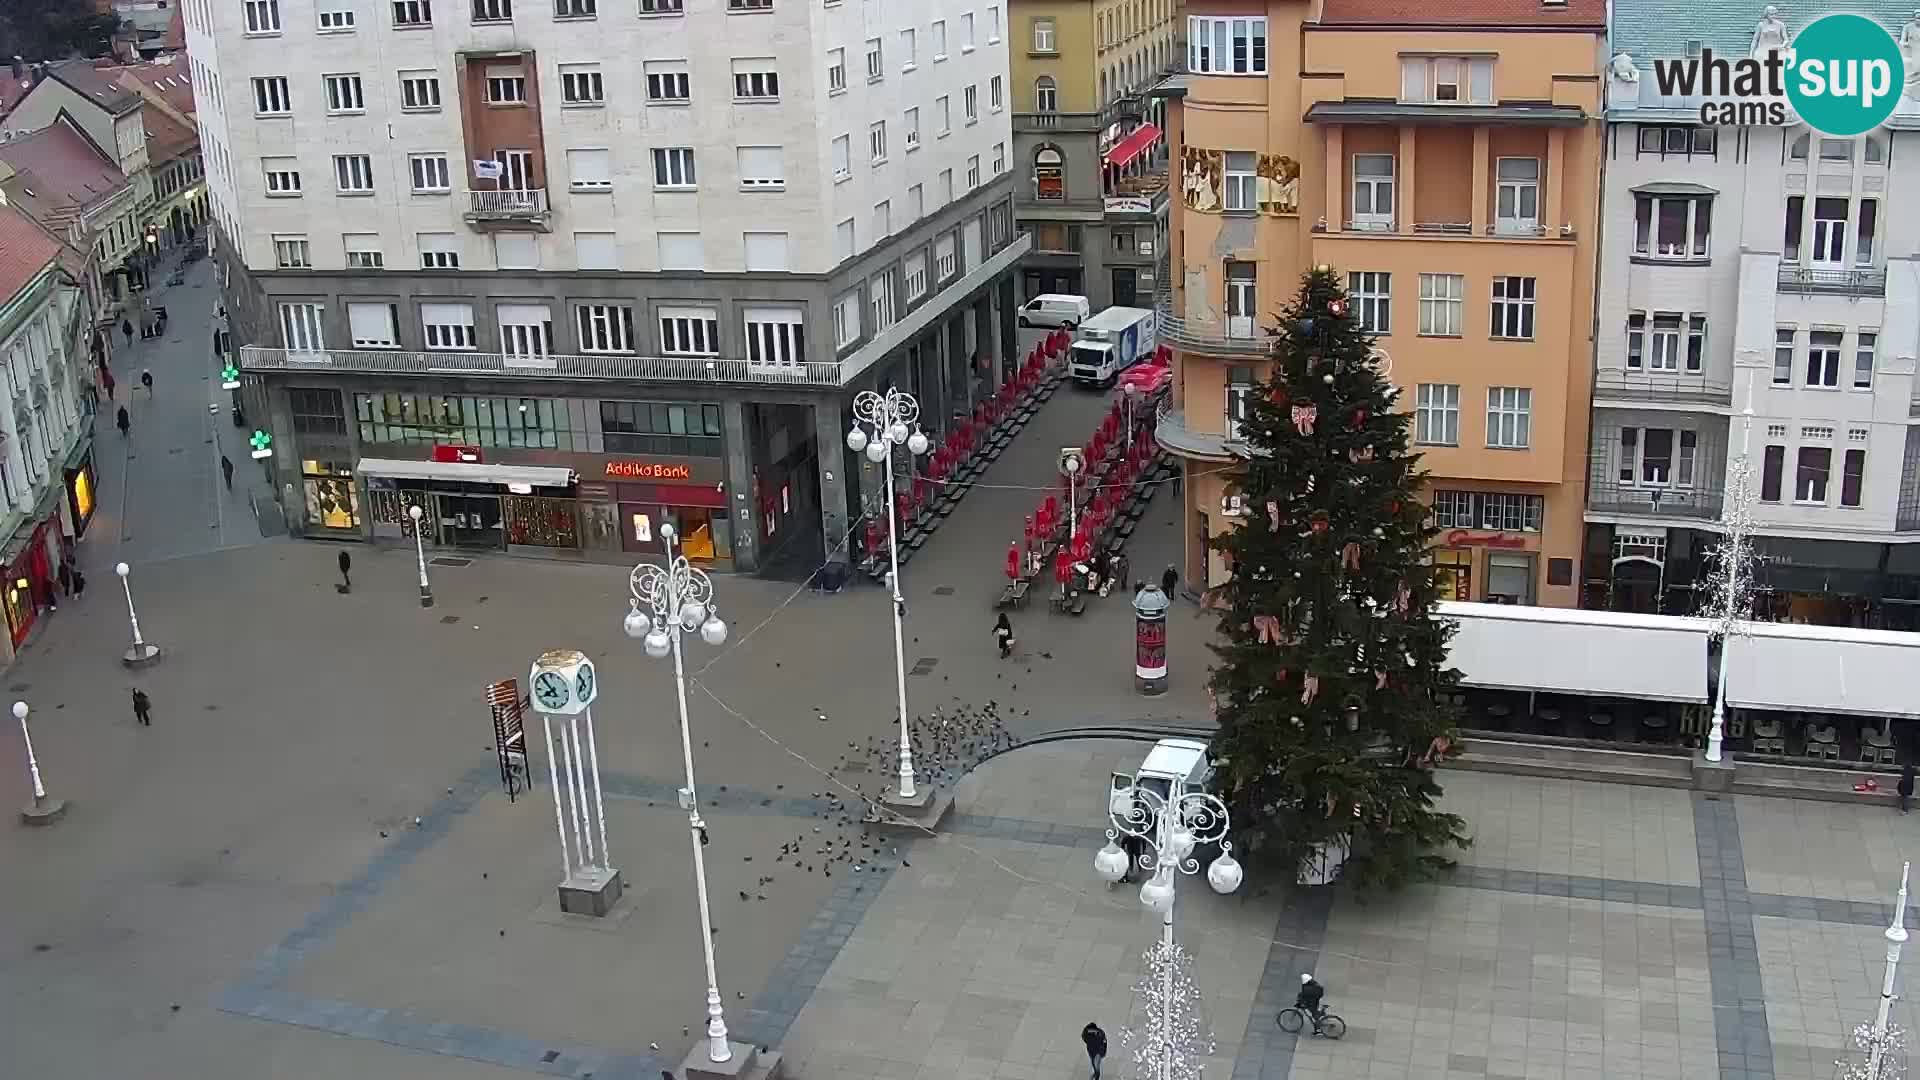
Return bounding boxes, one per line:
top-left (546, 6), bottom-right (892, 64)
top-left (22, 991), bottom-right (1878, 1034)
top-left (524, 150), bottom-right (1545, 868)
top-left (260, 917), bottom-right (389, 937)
top-left (1587, 480), bottom-right (1726, 521)
top-left (1014, 93), bottom-right (1147, 134)
top-left (1592, 369), bottom-right (1734, 407)
top-left (1154, 265), bottom-right (1276, 358)
top-left (1776, 265), bottom-right (1887, 297)
top-left (240, 346), bottom-right (845, 387)
top-left (1154, 399), bottom-right (1238, 461)
top-left (465, 188), bottom-right (550, 229)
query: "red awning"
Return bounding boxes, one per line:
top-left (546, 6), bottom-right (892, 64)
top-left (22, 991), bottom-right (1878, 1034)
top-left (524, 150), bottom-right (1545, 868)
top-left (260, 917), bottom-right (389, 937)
top-left (1104, 123), bottom-right (1161, 168)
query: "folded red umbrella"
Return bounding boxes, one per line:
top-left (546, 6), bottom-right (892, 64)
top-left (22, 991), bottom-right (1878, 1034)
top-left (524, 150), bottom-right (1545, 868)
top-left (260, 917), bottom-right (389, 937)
top-left (1054, 551), bottom-right (1072, 584)
top-left (865, 518), bottom-right (883, 556)
top-left (1006, 543), bottom-right (1020, 581)
top-left (1023, 514), bottom-right (1036, 543)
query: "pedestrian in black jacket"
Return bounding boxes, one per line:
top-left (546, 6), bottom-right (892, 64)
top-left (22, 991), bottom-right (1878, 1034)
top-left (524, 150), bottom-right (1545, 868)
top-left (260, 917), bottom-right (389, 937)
top-left (1081, 1022), bottom-right (1108, 1080)
top-left (338, 550), bottom-right (352, 592)
top-left (131, 689), bottom-right (152, 726)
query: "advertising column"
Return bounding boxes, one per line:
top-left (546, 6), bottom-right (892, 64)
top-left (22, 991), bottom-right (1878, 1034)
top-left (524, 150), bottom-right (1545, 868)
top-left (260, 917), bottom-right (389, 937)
top-left (1132, 581), bottom-right (1170, 695)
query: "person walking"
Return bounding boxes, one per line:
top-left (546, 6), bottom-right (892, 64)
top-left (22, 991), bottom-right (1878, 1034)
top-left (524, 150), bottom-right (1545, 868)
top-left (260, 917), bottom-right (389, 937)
top-left (220, 454), bottom-right (234, 490)
top-left (338, 549), bottom-right (352, 592)
top-left (121, 318), bottom-right (133, 348)
top-left (101, 368), bottom-right (115, 401)
top-left (116, 405), bottom-right (130, 437)
top-left (993, 612), bottom-right (1015, 659)
top-left (1161, 565), bottom-right (1179, 598)
top-left (1081, 1022), bottom-right (1107, 1080)
top-left (1119, 822), bottom-right (1147, 884)
top-left (140, 368), bottom-right (154, 396)
top-left (131, 688), bottom-right (152, 727)
top-left (56, 558), bottom-right (71, 598)
top-left (1899, 763), bottom-right (1915, 814)
top-left (71, 567), bottom-right (86, 598)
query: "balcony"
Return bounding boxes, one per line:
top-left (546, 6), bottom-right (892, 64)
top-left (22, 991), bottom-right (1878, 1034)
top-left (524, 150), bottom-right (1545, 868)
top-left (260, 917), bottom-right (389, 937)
top-left (464, 188), bottom-right (550, 231)
top-left (1776, 265), bottom-right (1886, 297)
top-left (1592, 369), bottom-right (1734, 408)
top-left (241, 346), bottom-right (844, 387)
top-left (1587, 480), bottom-right (1726, 521)
top-left (1154, 263), bottom-right (1275, 358)
top-left (1154, 399), bottom-right (1237, 461)
top-left (1014, 95), bottom-right (1150, 135)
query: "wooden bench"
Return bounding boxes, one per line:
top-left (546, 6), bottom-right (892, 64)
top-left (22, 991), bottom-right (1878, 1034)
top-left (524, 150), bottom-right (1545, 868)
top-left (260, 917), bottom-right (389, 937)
top-left (997, 579), bottom-right (1030, 610)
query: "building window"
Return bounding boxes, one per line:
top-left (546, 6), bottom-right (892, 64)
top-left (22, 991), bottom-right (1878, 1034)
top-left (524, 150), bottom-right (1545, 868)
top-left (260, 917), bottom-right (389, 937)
top-left (263, 158), bottom-right (301, 195)
top-left (1494, 158), bottom-right (1539, 234)
top-left (873, 200), bottom-right (890, 238)
top-left (573, 304), bottom-right (634, 353)
top-left (1347, 272), bottom-right (1389, 334)
top-left (1414, 383), bottom-right (1459, 446)
top-left (1635, 124), bottom-right (1715, 158)
top-left (901, 28), bottom-right (917, 69)
top-left (1617, 427), bottom-right (1697, 487)
top-left (1760, 445), bottom-right (1785, 501)
top-left (992, 141), bottom-right (1005, 175)
top-left (904, 252), bottom-right (928, 301)
top-left (556, 0), bottom-right (594, 16)
top-left (1351, 155), bottom-right (1393, 228)
top-left (599, 401), bottom-right (723, 456)
top-left (1633, 194), bottom-right (1712, 258)
top-left (658, 307), bottom-right (720, 356)
top-left (1032, 17), bottom-right (1055, 52)
top-left (964, 85), bottom-right (979, 124)
top-left (903, 108), bottom-right (921, 150)
top-left (967, 155), bottom-right (981, 189)
top-left (827, 48), bottom-right (846, 93)
top-left (1783, 195), bottom-right (1803, 261)
top-left (497, 304), bottom-right (553, 360)
top-left (932, 19), bottom-right (947, 59)
top-left (1648, 312), bottom-right (1682, 370)
top-left (991, 75), bottom-right (1003, 112)
top-left (1399, 55), bottom-right (1493, 104)
top-left (645, 60), bottom-right (690, 103)
top-left (418, 232), bottom-right (461, 269)
top-left (737, 145), bottom-right (783, 190)
top-left (1489, 276), bottom-right (1535, 340)
top-left (347, 302), bottom-right (400, 348)
top-left (962, 11), bottom-right (975, 49)
top-left (409, 153), bottom-right (449, 193)
top-left (1033, 76), bottom-right (1057, 113)
top-left (1856, 332), bottom-right (1877, 389)
top-left (1486, 386), bottom-right (1531, 449)
top-left (253, 76), bottom-right (291, 115)
top-left (656, 231), bottom-right (704, 270)
top-left (323, 73), bottom-right (365, 113)
top-left (1187, 16), bottom-right (1267, 75)
top-left (1431, 490), bottom-right (1544, 532)
top-left (727, 0), bottom-right (772, 9)
top-left (743, 308), bottom-right (806, 367)
top-left (289, 389), bottom-right (347, 434)
top-left (279, 302), bottom-right (324, 349)
top-left (486, 70), bottom-right (526, 103)
top-left (1225, 365), bottom-right (1254, 441)
top-left (1773, 328), bottom-right (1795, 384)
top-left (831, 293), bottom-right (860, 348)
top-left (936, 95), bottom-right (951, 136)
top-left (344, 234), bottom-right (384, 268)
top-left (273, 235), bottom-right (311, 269)
top-left (1625, 313), bottom-right (1645, 368)
top-left (1806, 329), bottom-right (1842, 387)
top-left (1219, 151), bottom-right (1256, 211)
top-left (245, 0), bottom-right (282, 33)
top-left (561, 64), bottom-right (604, 104)
top-left (870, 272), bottom-right (896, 330)
top-left (392, 0), bottom-right (432, 25)
top-left (1795, 446), bottom-right (1831, 502)
top-left (865, 37), bottom-right (884, 81)
top-left (652, 147), bottom-right (697, 189)
top-left (1857, 199), bottom-right (1879, 265)
top-left (1842, 448), bottom-right (1866, 507)
top-left (639, 0), bottom-right (682, 11)
top-left (1810, 197), bottom-right (1848, 266)
top-left (472, 0), bottom-right (511, 20)
top-left (831, 135), bottom-right (852, 182)
top-left (574, 231), bottom-right (618, 270)
top-left (1223, 261), bottom-right (1257, 339)
top-left (869, 121), bottom-right (888, 164)
top-left (317, 7), bottom-right (355, 31)
top-left (333, 153), bottom-right (374, 193)
top-left (399, 71), bottom-right (441, 110)
top-left (733, 61), bottom-right (779, 101)
top-left (1686, 316), bottom-right (1707, 372)
top-left (1417, 273), bottom-right (1463, 337)
top-left (935, 235), bottom-right (956, 279)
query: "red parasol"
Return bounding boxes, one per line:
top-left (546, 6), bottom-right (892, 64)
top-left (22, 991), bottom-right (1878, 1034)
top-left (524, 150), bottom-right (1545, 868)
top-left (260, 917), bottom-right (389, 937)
top-left (1006, 543), bottom-right (1020, 581)
top-left (1054, 550), bottom-right (1072, 584)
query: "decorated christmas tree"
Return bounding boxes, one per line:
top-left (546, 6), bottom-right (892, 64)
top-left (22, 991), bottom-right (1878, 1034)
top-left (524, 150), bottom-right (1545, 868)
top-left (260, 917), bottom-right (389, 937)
top-left (1206, 266), bottom-right (1469, 893)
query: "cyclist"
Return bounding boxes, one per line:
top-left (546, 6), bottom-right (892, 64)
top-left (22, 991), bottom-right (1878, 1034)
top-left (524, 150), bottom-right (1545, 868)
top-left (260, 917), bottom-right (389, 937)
top-left (1295, 973), bottom-right (1328, 1030)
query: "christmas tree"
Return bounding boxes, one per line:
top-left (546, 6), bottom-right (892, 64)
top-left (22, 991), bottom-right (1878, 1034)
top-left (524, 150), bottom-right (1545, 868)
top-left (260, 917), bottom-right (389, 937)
top-left (1206, 266), bottom-right (1469, 893)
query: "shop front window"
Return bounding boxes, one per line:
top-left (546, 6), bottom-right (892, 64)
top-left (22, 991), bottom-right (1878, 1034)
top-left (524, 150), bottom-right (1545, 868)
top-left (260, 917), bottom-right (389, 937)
top-left (303, 460), bottom-right (359, 529)
top-left (1432, 549), bottom-right (1472, 601)
top-left (621, 503), bottom-right (726, 561)
top-left (4, 575), bottom-right (34, 645)
top-left (579, 502), bottom-right (620, 551)
top-left (504, 495), bottom-right (580, 548)
top-left (1484, 552), bottom-right (1535, 605)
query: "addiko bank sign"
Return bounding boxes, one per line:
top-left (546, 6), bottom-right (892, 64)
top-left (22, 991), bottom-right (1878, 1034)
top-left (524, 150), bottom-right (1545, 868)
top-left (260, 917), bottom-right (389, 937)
top-left (605, 460), bottom-right (694, 481)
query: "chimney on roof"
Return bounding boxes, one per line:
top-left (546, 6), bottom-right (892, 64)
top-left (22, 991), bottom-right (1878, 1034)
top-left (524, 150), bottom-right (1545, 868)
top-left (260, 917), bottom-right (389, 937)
top-left (9, 57), bottom-right (22, 82)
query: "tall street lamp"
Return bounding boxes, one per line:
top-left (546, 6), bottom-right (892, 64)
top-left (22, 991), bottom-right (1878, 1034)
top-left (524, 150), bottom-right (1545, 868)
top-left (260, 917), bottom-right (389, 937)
top-left (13, 700), bottom-right (65, 825)
top-left (845, 388), bottom-right (929, 803)
top-left (625, 524), bottom-right (738, 1066)
top-left (1704, 373), bottom-right (1760, 763)
top-left (408, 504), bottom-right (434, 608)
top-left (115, 562), bottom-right (161, 667)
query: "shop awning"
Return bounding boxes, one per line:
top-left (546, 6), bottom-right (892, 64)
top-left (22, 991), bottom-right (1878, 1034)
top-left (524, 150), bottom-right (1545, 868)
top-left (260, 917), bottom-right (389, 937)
top-left (1724, 622), bottom-right (1920, 720)
top-left (1105, 123), bottom-right (1161, 168)
top-left (1437, 602), bottom-right (1711, 703)
top-left (357, 458), bottom-right (575, 488)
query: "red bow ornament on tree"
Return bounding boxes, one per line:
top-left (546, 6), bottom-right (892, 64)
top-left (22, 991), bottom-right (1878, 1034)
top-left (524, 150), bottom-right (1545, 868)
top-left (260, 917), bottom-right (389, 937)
top-left (1300, 673), bottom-right (1320, 705)
top-left (1268, 385), bottom-right (1290, 408)
top-left (1350, 407), bottom-right (1369, 429)
top-left (1252, 613), bottom-right (1284, 644)
top-left (1348, 446), bottom-right (1375, 464)
top-left (1290, 404), bottom-right (1319, 436)
top-left (1342, 542), bottom-right (1362, 571)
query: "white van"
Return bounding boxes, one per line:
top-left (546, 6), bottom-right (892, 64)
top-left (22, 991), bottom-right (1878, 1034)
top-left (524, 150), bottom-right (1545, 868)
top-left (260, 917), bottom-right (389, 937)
top-left (1019, 293), bottom-right (1092, 329)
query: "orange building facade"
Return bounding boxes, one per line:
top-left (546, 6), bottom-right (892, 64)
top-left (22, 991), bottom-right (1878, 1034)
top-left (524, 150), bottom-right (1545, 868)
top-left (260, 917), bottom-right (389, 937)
top-left (1154, 0), bottom-right (1605, 607)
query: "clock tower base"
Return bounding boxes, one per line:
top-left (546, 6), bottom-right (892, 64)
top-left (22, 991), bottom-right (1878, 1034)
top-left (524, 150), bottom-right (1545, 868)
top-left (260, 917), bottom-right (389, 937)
top-left (558, 865), bottom-right (623, 917)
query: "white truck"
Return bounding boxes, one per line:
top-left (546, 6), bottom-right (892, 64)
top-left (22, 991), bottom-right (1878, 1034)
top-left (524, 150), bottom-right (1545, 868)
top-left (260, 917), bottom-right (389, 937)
top-left (1069, 306), bottom-right (1157, 387)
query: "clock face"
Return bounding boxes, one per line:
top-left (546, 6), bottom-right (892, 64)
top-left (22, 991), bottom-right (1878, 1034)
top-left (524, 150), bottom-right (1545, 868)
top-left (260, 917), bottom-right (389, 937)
top-left (574, 665), bottom-right (596, 705)
top-left (533, 671), bottom-right (571, 711)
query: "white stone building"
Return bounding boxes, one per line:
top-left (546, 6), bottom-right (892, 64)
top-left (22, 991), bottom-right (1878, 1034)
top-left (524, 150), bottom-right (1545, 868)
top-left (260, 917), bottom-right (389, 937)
top-left (1590, 0), bottom-right (1920, 628)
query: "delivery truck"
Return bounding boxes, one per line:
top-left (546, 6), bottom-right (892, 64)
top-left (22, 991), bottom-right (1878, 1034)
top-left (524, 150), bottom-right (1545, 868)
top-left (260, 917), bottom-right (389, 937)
top-left (1068, 306), bottom-right (1157, 387)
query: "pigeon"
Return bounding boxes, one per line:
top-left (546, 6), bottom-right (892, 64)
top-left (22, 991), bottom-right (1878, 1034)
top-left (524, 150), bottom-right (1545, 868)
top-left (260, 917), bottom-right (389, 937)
top-left (739, 891), bottom-right (750, 901)
top-left (650, 1043), bottom-right (661, 1051)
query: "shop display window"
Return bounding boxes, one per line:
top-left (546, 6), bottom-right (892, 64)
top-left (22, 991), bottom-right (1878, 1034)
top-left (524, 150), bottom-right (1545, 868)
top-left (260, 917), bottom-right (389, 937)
top-left (1432, 549), bottom-right (1473, 602)
top-left (303, 461), bottom-right (360, 530)
top-left (505, 495), bottom-right (580, 548)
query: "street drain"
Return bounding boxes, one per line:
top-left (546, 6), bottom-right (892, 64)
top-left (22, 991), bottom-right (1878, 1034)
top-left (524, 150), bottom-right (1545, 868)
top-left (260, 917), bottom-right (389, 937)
top-left (429, 556), bottom-right (473, 567)
top-left (908, 657), bottom-right (939, 677)
top-left (540, 1051), bottom-right (559, 1064)
top-left (932, 585), bottom-right (956, 596)
top-left (439, 615), bottom-right (460, 625)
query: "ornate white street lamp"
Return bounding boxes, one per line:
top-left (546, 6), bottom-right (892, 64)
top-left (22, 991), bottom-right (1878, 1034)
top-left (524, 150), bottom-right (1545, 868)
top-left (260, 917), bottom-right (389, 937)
top-left (114, 562), bottom-right (161, 666)
top-left (1060, 448), bottom-right (1084, 541)
top-left (1705, 374), bottom-right (1760, 763)
top-left (408, 504), bottom-right (434, 608)
top-left (625, 523), bottom-right (735, 1065)
top-left (13, 700), bottom-right (64, 825)
top-left (846, 388), bottom-right (930, 802)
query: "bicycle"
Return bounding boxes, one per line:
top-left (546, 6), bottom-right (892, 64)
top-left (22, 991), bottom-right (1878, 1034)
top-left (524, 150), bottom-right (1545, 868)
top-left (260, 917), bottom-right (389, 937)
top-left (1276, 1007), bottom-right (1346, 1040)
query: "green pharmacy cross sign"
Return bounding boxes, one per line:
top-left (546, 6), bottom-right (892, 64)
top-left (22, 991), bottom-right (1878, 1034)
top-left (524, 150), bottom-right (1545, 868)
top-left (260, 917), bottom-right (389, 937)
top-left (220, 363), bottom-right (241, 390)
top-left (249, 430), bottom-right (273, 460)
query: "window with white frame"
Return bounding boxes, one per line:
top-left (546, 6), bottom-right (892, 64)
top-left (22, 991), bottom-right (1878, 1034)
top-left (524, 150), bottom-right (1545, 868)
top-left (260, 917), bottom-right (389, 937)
top-left (1806, 329), bottom-right (1842, 386)
top-left (935, 234), bottom-right (956, 279)
top-left (494, 233), bottom-right (538, 269)
top-left (1414, 383), bottom-right (1459, 446)
top-left (873, 200), bottom-right (890, 238)
top-left (560, 64), bottom-right (604, 104)
top-left (1031, 15), bottom-right (1054, 51)
top-left (1494, 158), bottom-right (1539, 234)
top-left (418, 232), bottom-right (461, 269)
top-left (744, 307), bottom-right (806, 367)
top-left (659, 307), bottom-right (720, 355)
top-left (743, 231), bottom-right (788, 272)
top-left (652, 147), bottom-right (696, 189)
top-left (273, 234), bottom-right (311, 268)
top-left (936, 95), bottom-right (952, 136)
top-left (1351, 155), bottom-right (1393, 228)
top-left (347, 302), bottom-right (399, 348)
top-left (1809, 197), bottom-right (1848, 266)
top-left (869, 121), bottom-right (888, 164)
top-left (1634, 193), bottom-right (1712, 258)
top-left (1773, 328), bottom-right (1795, 384)
top-left (575, 303), bottom-right (635, 352)
top-left (656, 231), bottom-right (704, 270)
top-left (832, 135), bottom-right (851, 181)
top-left (904, 108), bottom-right (921, 150)
top-left (333, 154), bottom-right (374, 194)
top-left (1687, 315), bottom-right (1707, 372)
top-left (1224, 262), bottom-right (1256, 339)
top-left (343, 233), bottom-right (384, 269)
top-left (870, 272), bottom-right (895, 330)
top-left (835, 218), bottom-right (854, 261)
top-left (472, 0), bottom-right (511, 21)
top-left (1399, 55), bottom-right (1493, 104)
top-left (498, 304), bottom-right (554, 360)
top-left (904, 251), bottom-right (928, 301)
top-left (574, 231), bottom-right (618, 270)
top-left (727, 0), bottom-right (771, 9)
top-left (1417, 273), bottom-right (1463, 336)
top-left (962, 11), bottom-right (974, 49)
top-left (1223, 151), bottom-right (1256, 211)
top-left (1616, 427), bottom-right (1698, 487)
top-left (1645, 312), bottom-right (1681, 370)
top-left (279, 302), bottom-right (324, 350)
top-left (556, 0), bottom-right (594, 16)
top-left (399, 71), bottom-right (441, 110)
top-left (907, 183), bottom-right (924, 220)
top-left (833, 292), bottom-right (861, 347)
top-left (738, 145), bottom-right (783, 190)
top-left (866, 38), bottom-right (884, 81)
top-left (1225, 365), bottom-right (1255, 441)
top-left (324, 73), bottom-right (365, 112)
top-left (967, 154), bottom-right (980, 189)
top-left (1796, 446), bottom-right (1832, 502)
top-left (245, 0), bottom-right (282, 33)
top-left (901, 27), bottom-right (917, 68)
top-left (318, 7), bottom-right (354, 31)
top-left (1856, 331), bottom-right (1877, 388)
top-left (567, 148), bottom-right (611, 191)
top-left (1188, 16), bottom-right (1267, 74)
top-left (638, 0), bottom-right (681, 11)
top-left (1489, 276), bottom-right (1534, 339)
top-left (1636, 124), bottom-right (1716, 158)
top-left (1431, 490), bottom-right (1545, 532)
top-left (421, 302), bottom-right (476, 349)
top-left (645, 60), bottom-right (690, 103)
top-left (992, 141), bottom-right (1005, 175)
top-left (392, 0), bottom-right (432, 26)
top-left (263, 157), bottom-right (301, 195)
top-left (827, 48), bottom-right (846, 93)
top-left (253, 76), bottom-right (291, 115)
top-left (932, 19), bottom-right (947, 58)
top-left (1034, 75), bottom-right (1057, 111)
top-left (1348, 272), bottom-right (1389, 334)
top-left (485, 68), bottom-right (526, 103)
top-left (1842, 447), bottom-right (1866, 506)
top-left (964, 85), bottom-right (978, 124)
top-left (732, 60), bottom-right (779, 100)
top-left (408, 153), bottom-right (449, 192)
top-left (1857, 199), bottom-right (1880, 265)
top-left (990, 75), bottom-right (1003, 111)
top-left (1486, 387), bottom-right (1531, 449)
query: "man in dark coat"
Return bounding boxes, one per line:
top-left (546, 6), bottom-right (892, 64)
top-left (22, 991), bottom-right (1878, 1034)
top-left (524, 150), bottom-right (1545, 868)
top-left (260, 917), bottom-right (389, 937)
top-left (1081, 1022), bottom-right (1108, 1080)
top-left (131, 689), bottom-right (152, 726)
top-left (338, 550), bottom-right (352, 592)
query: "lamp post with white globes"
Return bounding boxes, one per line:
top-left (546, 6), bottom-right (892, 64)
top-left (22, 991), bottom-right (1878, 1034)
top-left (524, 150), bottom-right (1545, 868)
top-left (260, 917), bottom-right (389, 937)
top-left (1060, 449), bottom-right (1084, 541)
top-left (624, 523), bottom-right (744, 1069)
top-left (408, 504), bottom-right (434, 608)
top-left (114, 562), bottom-right (161, 667)
top-left (845, 388), bottom-right (930, 804)
top-left (13, 700), bottom-right (65, 825)
top-left (1094, 779), bottom-right (1241, 1080)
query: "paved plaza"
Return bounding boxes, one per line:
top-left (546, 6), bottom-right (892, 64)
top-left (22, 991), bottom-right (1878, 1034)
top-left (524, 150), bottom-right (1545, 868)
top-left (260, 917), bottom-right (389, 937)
top-left (5, 267), bottom-right (1920, 1080)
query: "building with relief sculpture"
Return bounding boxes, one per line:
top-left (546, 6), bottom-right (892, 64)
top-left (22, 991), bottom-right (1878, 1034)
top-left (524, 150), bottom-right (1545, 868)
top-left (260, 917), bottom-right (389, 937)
top-left (189, 0), bottom-right (1025, 574)
top-left (1154, 0), bottom-right (1604, 607)
top-left (1590, 0), bottom-right (1920, 627)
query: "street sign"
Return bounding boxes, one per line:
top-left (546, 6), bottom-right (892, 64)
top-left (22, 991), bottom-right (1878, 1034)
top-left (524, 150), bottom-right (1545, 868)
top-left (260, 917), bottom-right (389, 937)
top-left (220, 363), bottom-right (240, 390)
top-left (249, 430), bottom-right (273, 460)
